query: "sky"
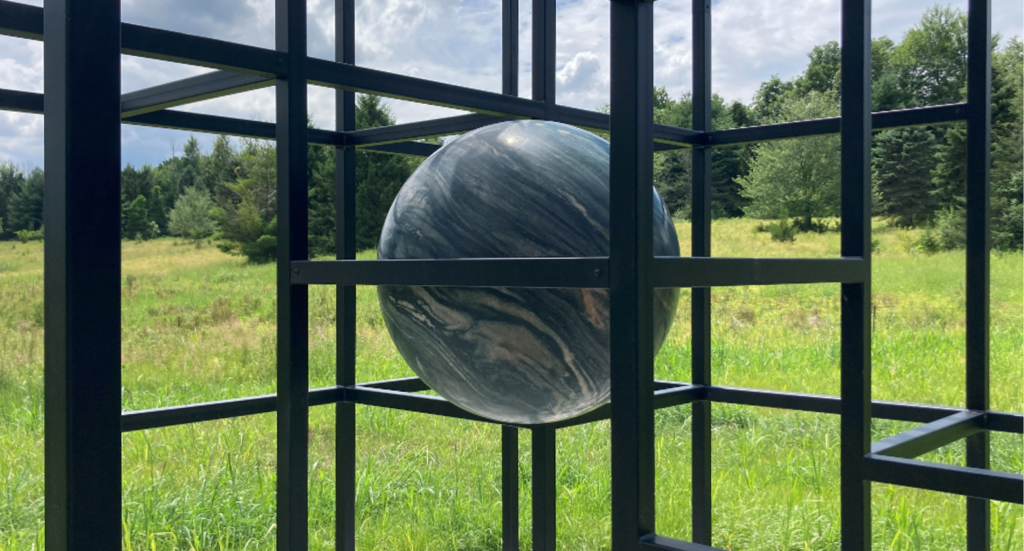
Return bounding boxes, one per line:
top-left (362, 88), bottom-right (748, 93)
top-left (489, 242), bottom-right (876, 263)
top-left (0, 0), bottom-right (1021, 169)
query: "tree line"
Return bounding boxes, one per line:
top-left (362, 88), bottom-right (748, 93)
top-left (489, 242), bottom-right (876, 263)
top-left (0, 6), bottom-right (1020, 256)
top-left (650, 6), bottom-right (1021, 250)
top-left (0, 94), bottom-right (417, 261)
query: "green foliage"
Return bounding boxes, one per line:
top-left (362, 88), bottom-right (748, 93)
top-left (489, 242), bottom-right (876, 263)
top-left (14, 226), bottom-right (43, 243)
top-left (354, 94), bottom-right (417, 251)
top-left (891, 5), bottom-right (969, 106)
top-left (213, 139), bottom-right (278, 263)
top-left (6, 168), bottom-right (43, 233)
top-left (123, 194), bottom-right (158, 240)
top-left (873, 128), bottom-right (939, 227)
top-left (0, 161), bottom-right (24, 240)
top-left (739, 92), bottom-right (841, 225)
top-left (766, 214), bottom-right (797, 243)
top-left (168, 185), bottom-right (218, 242)
top-left (653, 89), bottom-right (750, 219)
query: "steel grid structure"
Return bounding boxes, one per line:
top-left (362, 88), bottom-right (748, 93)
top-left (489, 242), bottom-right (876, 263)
top-left (0, 0), bottom-right (1020, 548)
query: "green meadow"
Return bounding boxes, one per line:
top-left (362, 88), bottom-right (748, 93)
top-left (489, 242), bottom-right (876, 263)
top-left (0, 218), bottom-right (1021, 550)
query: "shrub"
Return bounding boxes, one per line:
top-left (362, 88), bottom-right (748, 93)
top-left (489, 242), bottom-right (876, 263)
top-left (765, 215), bottom-right (796, 243)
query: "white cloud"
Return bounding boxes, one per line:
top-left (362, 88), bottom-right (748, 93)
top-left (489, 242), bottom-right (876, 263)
top-left (0, 0), bottom-right (1021, 168)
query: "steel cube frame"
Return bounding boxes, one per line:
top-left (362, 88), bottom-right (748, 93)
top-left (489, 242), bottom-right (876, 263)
top-left (0, 0), bottom-right (1019, 548)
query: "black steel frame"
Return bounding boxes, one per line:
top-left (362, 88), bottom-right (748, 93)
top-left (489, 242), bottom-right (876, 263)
top-left (1, 0), bottom-right (1019, 548)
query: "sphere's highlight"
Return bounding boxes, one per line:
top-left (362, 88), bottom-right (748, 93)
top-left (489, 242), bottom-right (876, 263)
top-left (378, 120), bottom-right (680, 424)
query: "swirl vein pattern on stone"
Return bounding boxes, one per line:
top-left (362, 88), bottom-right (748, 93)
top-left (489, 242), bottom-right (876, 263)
top-left (378, 120), bottom-right (680, 424)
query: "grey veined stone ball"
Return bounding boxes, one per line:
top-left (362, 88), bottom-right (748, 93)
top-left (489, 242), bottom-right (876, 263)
top-left (377, 120), bottom-right (680, 424)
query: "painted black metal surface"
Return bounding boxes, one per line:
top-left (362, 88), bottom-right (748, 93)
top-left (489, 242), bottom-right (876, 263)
top-left (10, 0), bottom-right (1015, 548)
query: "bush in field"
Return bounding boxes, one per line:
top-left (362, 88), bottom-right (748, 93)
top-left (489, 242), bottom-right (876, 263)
top-left (168, 185), bottom-right (218, 243)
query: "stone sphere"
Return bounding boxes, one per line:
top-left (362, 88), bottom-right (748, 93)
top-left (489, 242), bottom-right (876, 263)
top-left (377, 120), bottom-right (680, 424)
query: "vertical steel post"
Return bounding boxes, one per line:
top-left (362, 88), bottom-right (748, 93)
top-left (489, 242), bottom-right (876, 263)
top-left (501, 2), bottom-right (521, 549)
top-left (503, 426), bottom-right (521, 551)
top-left (609, 1), bottom-right (656, 549)
top-left (503, 0), bottom-right (520, 97)
top-left (277, 0), bottom-right (310, 547)
top-left (965, 1), bottom-right (992, 549)
top-left (335, 0), bottom-right (358, 549)
top-left (839, 0), bottom-right (872, 550)
top-left (690, 0), bottom-right (713, 544)
top-left (532, 0), bottom-right (556, 114)
top-left (43, 0), bottom-right (122, 548)
top-left (532, 427), bottom-right (557, 551)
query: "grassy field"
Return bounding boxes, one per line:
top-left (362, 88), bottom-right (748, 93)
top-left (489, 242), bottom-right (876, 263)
top-left (0, 218), bottom-right (1021, 550)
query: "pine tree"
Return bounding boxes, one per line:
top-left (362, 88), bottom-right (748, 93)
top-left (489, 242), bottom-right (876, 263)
top-left (149, 185), bottom-right (168, 235)
top-left (872, 128), bottom-right (939, 227)
top-left (7, 168), bottom-right (44, 232)
top-left (354, 94), bottom-right (417, 251)
top-left (168, 186), bottom-right (218, 242)
top-left (0, 161), bottom-right (26, 239)
top-left (123, 195), bottom-right (154, 239)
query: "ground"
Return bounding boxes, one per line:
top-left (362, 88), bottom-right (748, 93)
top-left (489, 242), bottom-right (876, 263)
top-left (0, 219), bottom-right (1021, 550)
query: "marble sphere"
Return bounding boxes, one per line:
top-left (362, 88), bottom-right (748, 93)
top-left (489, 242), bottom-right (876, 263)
top-left (377, 120), bottom-right (680, 424)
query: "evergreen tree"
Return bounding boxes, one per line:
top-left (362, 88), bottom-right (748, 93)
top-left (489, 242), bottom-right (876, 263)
top-left (7, 168), bottom-right (44, 232)
top-left (168, 185), bottom-right (218, 242)
top-left (354, 94), bottom-right (416, 251)
top-left (149, 185), bottom-right (168, 235)
top-left (872, 128), bottom-right (939, 227)
top-left (123, 195), bottom-right (155, 239)
top-left (0, 161), bottom-right (26, 239)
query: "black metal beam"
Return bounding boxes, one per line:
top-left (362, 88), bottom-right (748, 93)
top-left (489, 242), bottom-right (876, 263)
top-left (653, 257), bottom-right (867, 288)
top-left (839, 0), bottom-right (873, 549)
top-left (502, 426), bottom-right (520, 551)
top-left (345, 113), bottom-right (503, 145)
top-left (706, 103), bottom-right (966, 147)
top-left (608, 1), bottom-right (657, 549)
top-left (347, 386), bottom-right (499, 424)
top-left (0, 0), bottom-right (42, 40)
top-left (871, 411), bottom-right (985, 459)
top-left (0, 88), bottom-right (43, 114)
top-left (691, 0), bottom-right (714, 543)
top-left (290, 258), bottom-right (609, 288)
top-left (865, 455), bottom-right (1023, 504)
top-left (308, 57), bottom-right (545, 119)
top-left (275, 0), bottom-right (310, 547)
top-left (122, 23), bottom-right (286, 76)
top-left (965, 1), bottom-right (994, 549)
top-left (121, 71), bottom-right (272, 117)
top-left (43, 0), bottom-right (122, 549)
top-left (359, 377), bottom-right (430, 393)
top-left (641, 534), bottom-right (727, 551)
top-left (532, 427), bottom-right (557, 551)
top-left (122, 395), bottom-right (277, 432)
top-left (334, 7), bottom-right (357, 550)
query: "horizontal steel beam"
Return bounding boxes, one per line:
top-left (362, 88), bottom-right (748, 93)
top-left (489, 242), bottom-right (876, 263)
top-left (308, 57), bottom-right (544, 119)
top-left (653, 257), bottom-right (867, 287)
top-left (121, 71), bottom-right (272, 117)
top-left (347, 386), bottom-right (498, 424)
top-left (0, 88), bottom-right (43, 114)
top-left (987, 411), bottom-right (1024, 434)
top-left (865, 454), bottom-right (1024, 504)
top-left (707, 103), bottom-right (966, 147)
top-left (0, 1), bottom-right (284, 76)
top-left (117, 378), bottom-right (1023, 436)
top-left (290, 258), bottom-right (610, 288)
top-left (0, 88), bottom-right (437, 157)
top-left (549, 384), bottom-right (704, 430)
top-left (345, 113), bottom-right (503, 146)
top-left (359, 377), bottom-right (431, 393)
top-left (641, 534), bottom-right (725, 551)
top-left (871, 410), bottom-right (985, 459)
top-left (0, 0), bottom-right (42, 40)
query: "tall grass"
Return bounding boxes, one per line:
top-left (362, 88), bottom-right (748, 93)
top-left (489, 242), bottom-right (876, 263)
top-left (0, 219), bottom-right (1020, 550)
